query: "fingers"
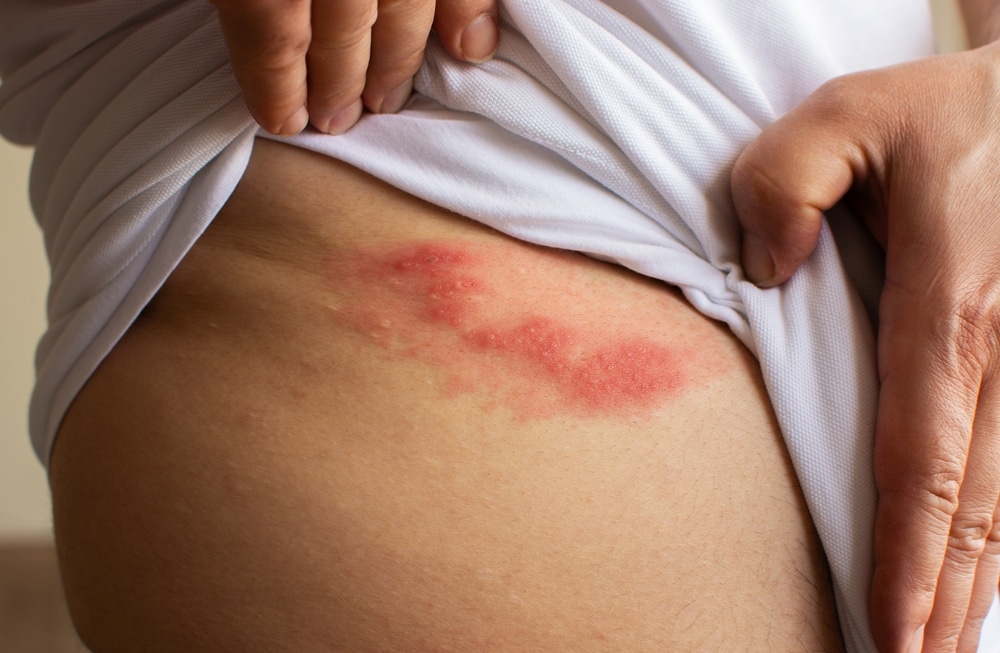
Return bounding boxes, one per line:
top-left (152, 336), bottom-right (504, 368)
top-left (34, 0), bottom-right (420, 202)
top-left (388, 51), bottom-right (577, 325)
top-left (955, 500), bottom-right (1000, 652)
top-left (870, 286), bottom-right (1000, 652)
top-left (346, 0), bottom-right (502, 125)
top-left (731, 83), bottom-right (869, 287)
top-left (736, 56), bottom-right (1000, 653)
top-left (294, 0), bottom-right (501, 132)
top-left (364, 0), bottom-right (501, 115)
top-left (215, 0), bottom-right (499, 136)
top-left (931, 375), bottom-right (1000, 652)
top-left (362, 0), bottom-right (436, 114)
top-left (211, 0), bottom-right (312, 135)
top-left (306, 0), bottom-right (376, 134)
top-left (433, 0), bottom-right (500, 63)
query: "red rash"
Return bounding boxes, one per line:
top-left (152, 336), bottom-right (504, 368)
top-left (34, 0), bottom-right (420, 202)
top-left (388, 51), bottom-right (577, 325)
top-left (325, 241), bottom-right (715, 420)
top-left (465, 319), bottom-right (683, 407)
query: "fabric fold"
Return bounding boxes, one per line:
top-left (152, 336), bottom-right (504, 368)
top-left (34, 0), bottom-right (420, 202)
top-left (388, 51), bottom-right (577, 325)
top-left (4, 0), bottom-right (998, 650)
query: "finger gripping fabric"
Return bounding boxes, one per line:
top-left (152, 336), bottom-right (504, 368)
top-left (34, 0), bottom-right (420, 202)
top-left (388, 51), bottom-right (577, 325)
top-left (3, 0), bottom-right (997, 650)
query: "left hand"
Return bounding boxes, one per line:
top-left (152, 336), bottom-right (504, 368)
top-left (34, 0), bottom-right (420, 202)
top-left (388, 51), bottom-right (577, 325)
top-left (732, 44), bottom-right (1000, 652)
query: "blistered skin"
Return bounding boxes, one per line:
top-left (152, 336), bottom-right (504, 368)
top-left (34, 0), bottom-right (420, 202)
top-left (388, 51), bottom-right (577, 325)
top-left (325, 240), bottom-right (729, 420)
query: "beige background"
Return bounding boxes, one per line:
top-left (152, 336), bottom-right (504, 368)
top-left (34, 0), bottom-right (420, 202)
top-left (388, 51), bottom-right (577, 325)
top-left (0, 1), bottom-right (971, 541)
top-left (0, 138), bottom-right (50, 541)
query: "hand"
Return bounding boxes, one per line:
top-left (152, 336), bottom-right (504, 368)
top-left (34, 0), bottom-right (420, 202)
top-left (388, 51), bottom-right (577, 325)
top-left (209, 0), bottom-right (499, 135)
top-left (732, 44), bottom-right (1000, 652)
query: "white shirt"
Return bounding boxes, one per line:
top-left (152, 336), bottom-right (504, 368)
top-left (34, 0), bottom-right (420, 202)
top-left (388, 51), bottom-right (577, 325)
top-left (3, 1), bottom-right (995, 649)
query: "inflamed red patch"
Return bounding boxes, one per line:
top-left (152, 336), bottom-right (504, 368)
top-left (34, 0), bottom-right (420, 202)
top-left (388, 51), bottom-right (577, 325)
top-left (325, 240), bottom-right (728, 421)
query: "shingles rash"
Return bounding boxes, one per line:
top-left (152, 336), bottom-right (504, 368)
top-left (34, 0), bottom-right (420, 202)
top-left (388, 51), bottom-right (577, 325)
top-left (324, 239), bottom-right (729, 420)
top-left (464, 319), bottom-right (684, 409)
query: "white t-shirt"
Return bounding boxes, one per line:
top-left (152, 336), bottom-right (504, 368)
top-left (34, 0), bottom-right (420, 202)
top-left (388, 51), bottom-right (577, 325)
top-left (2, 1), bottom-right (995, 649)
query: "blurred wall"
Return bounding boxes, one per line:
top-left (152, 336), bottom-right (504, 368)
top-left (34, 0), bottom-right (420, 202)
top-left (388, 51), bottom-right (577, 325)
top-left (933, 0), bottom-right (968, 52)
top-left (0, 140), bottom-right (51, 540)
top-left (0, 0), bottom-right (972, 541)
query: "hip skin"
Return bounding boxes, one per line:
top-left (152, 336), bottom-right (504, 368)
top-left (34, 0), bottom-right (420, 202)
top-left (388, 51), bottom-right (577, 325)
top-left (50, 138), bottom-right (843, 652)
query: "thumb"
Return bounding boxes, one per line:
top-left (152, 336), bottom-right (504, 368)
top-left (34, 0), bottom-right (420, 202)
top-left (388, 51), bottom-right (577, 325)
top-left (731, 95), bottom-right (871, 287)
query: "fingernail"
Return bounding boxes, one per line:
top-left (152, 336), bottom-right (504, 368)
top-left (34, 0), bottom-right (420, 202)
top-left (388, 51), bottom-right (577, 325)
top-left (314, 98), bottom-right (363, 135)
top-left (277, 106), bottom-right (309, 136)
top-left (742, 234), bottom-right (775, 286)
top-left (377, 77), bottom-right (413, 114)
top-left (907, 625), bottom-right (924, 653)
top-left (461, 14), bottom-right (498, 63)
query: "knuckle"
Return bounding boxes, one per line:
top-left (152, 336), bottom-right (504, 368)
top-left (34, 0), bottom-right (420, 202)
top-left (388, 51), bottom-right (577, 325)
top-left (811, 76), bottom-right (857, 113)
top-left (904, 472), bottom-right (964, 525)
top-left (313, 3), bottom-right (378, 51)
top-left (809, 71), bottom-right (909, 147)
top-left (966, 612), bottom-right (988, 633)
top-left (308, 83), bottom-right (363, 108)
top-left (370, 42), bottom-right (425, 79)
top-left (806, 75), bottom-right (874, 127)
top-left (811, 72), bottom-right (889, 123)
top-left (235, 31), bottom-right (311, 73)
top-left (947, 512), bottom-right (995, 563)
top-left (731, 153), bottom-right (796, 219)
top-left (990, 516), bottom-right (1000, 544)
top-left (951, 290), bottom-right (1000, 376)
top-left (306, 77), bottom-right (365, 112)
top-left (344, 0), bottom-right (379, 31)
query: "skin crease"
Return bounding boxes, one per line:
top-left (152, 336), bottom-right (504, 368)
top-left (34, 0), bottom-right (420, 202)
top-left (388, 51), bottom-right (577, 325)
top-left (732, 2), bottom-right (1000, 651)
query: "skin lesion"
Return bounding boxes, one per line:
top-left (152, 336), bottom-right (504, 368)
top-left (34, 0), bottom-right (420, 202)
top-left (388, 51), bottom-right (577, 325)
top-left (323, 237), bottom-right (734, 422)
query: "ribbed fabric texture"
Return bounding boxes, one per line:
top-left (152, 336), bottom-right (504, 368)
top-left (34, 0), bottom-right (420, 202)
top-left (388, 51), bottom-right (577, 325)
top-left (2, 0), bottom-right (997, 649)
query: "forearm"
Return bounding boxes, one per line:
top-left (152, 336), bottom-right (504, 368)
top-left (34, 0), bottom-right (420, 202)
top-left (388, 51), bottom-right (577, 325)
top-left (960, 0), bottom-right (1000, 47)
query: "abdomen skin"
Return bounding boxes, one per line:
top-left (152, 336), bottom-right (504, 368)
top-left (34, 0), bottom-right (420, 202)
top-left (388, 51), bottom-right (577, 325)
top-left (50, 138), bottom-right (844, 652)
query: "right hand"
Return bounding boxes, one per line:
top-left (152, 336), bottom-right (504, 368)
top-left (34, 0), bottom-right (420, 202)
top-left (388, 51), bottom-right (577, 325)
top-left (209, 0), bottom-right (499, 135)
top-left (732, 44), bottom-right (1000, 652)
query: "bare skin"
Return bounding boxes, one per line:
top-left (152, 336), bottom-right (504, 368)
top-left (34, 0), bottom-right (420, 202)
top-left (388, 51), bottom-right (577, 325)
top-left (51, 138), bottom-right (843, 652)
top-left (213, 0), bottom-right (1000, 648)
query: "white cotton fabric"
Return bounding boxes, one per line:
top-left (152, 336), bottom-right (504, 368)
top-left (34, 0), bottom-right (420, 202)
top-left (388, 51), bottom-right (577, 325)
top-left (2, 0), bottom-right (998, 650)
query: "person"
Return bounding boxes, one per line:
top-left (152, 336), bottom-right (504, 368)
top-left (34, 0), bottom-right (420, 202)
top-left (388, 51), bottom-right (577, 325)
top-left (0, 0), bottom-right (996, 651)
